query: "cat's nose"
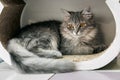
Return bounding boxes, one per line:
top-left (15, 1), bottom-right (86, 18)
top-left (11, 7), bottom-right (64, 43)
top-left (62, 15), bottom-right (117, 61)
top-left (73, 30), bottom-right (79, 35)
top-left (73, 32), bottom-right (77, 35)
top-left (74, 27), bottom-right (80, 35)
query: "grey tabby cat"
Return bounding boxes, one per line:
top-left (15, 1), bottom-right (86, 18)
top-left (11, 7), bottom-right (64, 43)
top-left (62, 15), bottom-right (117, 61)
top-left (7, 7), bottom-right (105, 73)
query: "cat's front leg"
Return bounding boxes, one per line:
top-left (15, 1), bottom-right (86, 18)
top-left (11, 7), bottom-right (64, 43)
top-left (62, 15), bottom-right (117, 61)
top-left (38, 50), bottom-right (63, 58)
top-left (77, 46), bottom-right (94, 55)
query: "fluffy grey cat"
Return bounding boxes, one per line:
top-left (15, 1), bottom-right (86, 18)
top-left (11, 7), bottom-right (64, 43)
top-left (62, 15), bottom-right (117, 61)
top-left (7, 7), bottom-right (106, 73)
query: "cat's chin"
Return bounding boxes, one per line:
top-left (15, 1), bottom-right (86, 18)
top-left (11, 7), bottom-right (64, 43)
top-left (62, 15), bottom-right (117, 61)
top-left (73, 35), bottom-right (80, 39)
top-left (71, 33), bottom-right (81, 38)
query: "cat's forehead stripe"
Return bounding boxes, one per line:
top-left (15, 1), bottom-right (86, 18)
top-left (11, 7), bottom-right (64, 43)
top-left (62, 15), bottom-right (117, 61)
top-left (70, 12), bottom-right (81, 23)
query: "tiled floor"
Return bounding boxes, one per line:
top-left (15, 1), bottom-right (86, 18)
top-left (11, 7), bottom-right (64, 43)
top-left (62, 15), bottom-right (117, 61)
top-left (50, 71), bottom-right (120, 80)
top-left (1, 70), bottom-right (120, 80)
top-left (1, 62), bottom-right (120, 80)
top-left (0, 70), bottom-right (54, 80)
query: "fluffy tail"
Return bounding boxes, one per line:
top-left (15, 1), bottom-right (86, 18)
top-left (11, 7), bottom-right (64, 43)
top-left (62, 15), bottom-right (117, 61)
top-left (7, 39), bottom-right (75, 73)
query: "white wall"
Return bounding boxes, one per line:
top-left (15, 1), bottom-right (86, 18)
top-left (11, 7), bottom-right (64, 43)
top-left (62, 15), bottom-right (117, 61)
top-left (21, 0), bottom-right (115, 46)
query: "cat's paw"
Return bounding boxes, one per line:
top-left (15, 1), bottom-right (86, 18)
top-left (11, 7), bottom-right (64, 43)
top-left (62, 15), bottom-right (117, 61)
top-left (36, 50), bottom-right (63, 58)
top-left (51, 51), bottom-right (63, 58)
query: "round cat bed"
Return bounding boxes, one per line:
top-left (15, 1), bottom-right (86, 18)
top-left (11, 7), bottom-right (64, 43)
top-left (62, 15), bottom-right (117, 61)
top-left (0, 0), bottom-right (120, 70)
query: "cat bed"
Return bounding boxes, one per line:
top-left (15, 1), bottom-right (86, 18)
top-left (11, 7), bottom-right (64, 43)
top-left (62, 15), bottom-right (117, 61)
top-left (0, 0), bottom-right (120, 70)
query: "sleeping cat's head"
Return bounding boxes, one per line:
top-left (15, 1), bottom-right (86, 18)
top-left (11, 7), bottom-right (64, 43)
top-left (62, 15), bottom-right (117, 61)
top-left (61, 7), bottom-right (95, 36)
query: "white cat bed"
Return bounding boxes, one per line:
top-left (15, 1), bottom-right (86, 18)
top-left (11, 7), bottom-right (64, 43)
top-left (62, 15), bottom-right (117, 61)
top-left (0, 0), bottom-right (120, 71)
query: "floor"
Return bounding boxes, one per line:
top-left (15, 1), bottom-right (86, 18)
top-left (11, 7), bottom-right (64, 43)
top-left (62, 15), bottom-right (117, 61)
top-left (1, 62), bottom-right (120, 80)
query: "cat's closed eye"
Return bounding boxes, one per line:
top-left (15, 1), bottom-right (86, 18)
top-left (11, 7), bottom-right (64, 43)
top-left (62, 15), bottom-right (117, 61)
top-left (67, 24), bottom-right (74, 30)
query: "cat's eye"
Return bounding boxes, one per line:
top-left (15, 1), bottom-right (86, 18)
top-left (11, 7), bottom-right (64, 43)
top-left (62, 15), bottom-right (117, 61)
top-left (67, 24), bottom-right (74, 29)
top-left (80, 22), bottom-right (87, 27)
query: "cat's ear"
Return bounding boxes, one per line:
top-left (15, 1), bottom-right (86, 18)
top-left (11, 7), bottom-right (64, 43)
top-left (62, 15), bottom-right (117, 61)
top-left (82, 6), bottom-right (92, 14)
top-left (61, 9), bottom-right (71, 17)
top-left (61, 9), bottom-right (71, 21)
top-left (81, 6), bottom-right (93, 20)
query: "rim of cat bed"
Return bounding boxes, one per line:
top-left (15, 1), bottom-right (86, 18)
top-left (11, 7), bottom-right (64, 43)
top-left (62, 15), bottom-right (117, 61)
top-left (0, 0), bottom-right (120, 71)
